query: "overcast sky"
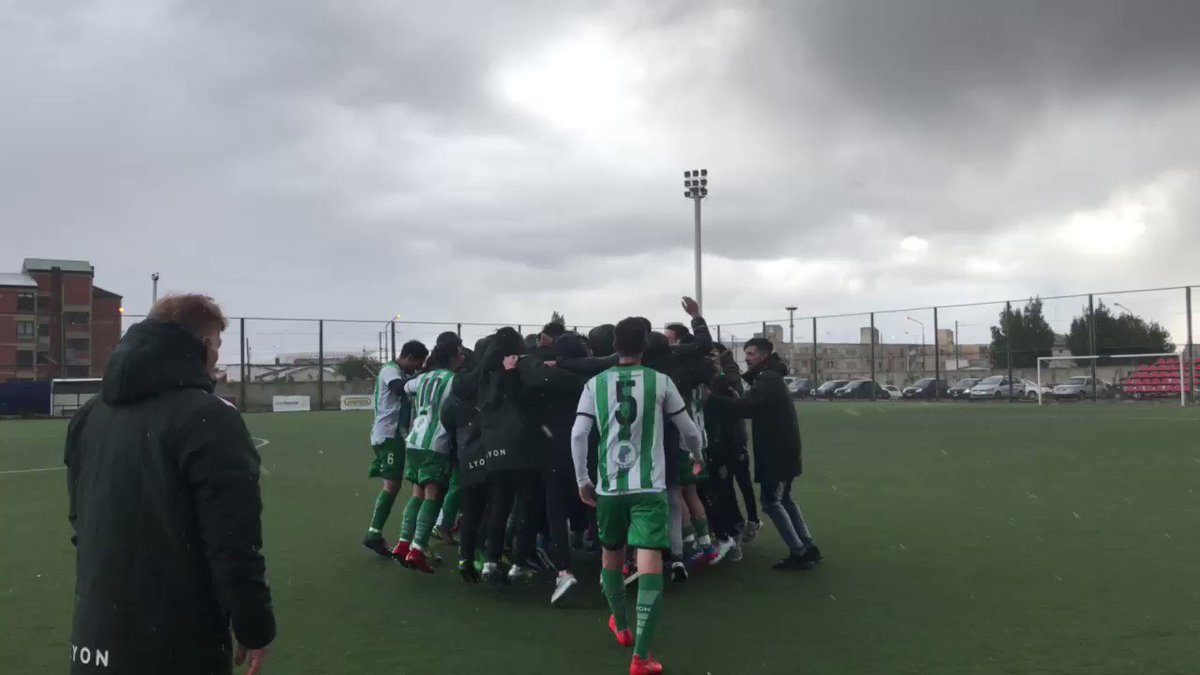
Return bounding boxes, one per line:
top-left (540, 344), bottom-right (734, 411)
top-left (3, 0), bottom-right (1199, 358)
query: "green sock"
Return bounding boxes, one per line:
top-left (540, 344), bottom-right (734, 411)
top-left (414, 499), bottom-right (443, 550)
top-left (693, 518), bottom-right (711, 546)
top-left (634, 573), bottom-right (664, 659)
top-left (367, 490), bottom-right (398, 537)
top-left (399, 497), bottom-right (424, 542)
top-left (440, 474), bottom-right (461, 530)
top-left (601, 568), bottom-right (628, 631)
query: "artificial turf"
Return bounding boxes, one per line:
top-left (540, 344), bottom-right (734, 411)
top-left (2, 402), bottom-right (1198, 674)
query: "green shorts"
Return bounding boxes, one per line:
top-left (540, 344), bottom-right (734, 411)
top-left (596, 491), bottom-right (671, 551)
top-left (368, 438), bottom-right (405, 481)
top-left (404, 448), bottom-right (451, 486)
top-left (676, 449), bottom-right (708, 485)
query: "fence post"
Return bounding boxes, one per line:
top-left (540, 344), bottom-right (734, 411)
top-left (318, 319), bottom-right (325, 412)
top-left (716, 325), bottom-right (722, 343)
top-left (1187, 286), bottom-right (1194, 405)
top-left (762, 321), bottom-right (768, 339)
top-left (457, 323), bottom-right (463, 337)
top-left (518, 324), bottom-right (522, 335)
top-left (1088, 294), bottom-right (1098, 401)
top-left (869, 312), bottom-right (876, 400)
top-left (239, 317), bottom-right (247, 413)
top-left (811, 317), bottom-right (818, 383)
top-left (933, 307), bottom-right (941, 400)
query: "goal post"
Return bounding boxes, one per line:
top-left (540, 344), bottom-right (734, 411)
top-left (1036, 352), bottom-right (1185, 406)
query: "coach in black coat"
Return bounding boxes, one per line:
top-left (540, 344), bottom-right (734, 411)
top-left (65, 298), bottom-right (275, 674)
top-left (707, 338), bottom-right (820, 568)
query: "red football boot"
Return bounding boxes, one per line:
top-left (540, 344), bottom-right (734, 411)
top-left (630, 654), bottom-right (664, 675)
top-left (392, 541), bottom-right (412, 567)
top-left (405, 547), bottom-right (435, 574)
top-left (608, 615), bottom-right (634, 648)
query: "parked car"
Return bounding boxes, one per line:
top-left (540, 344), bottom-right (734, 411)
top-left (882, 385), bottom-right (903, 400)
top-left (902, 378), bottom-right (948, 399)
top-left (969, 375), bottom-right (1026, 400)
top-left (815, 379), bottom-right (849, 399)
top-left (1021, 379), bottom-right (1053, 400)
top-left (947, 378), bottom-right (980, 400)
top-left (834, 379), bottom-right (890, 400)
top-left (783, 376), bottom-right (816, 399)
top-left (1052, 376), bottom-right (1113, 400)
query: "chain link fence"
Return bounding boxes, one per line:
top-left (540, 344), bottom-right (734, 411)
top-left (3, 284), bottom-right (1196, 411)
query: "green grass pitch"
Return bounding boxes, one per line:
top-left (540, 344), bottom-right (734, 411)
top-left (2, 403), bottom-right (1199, 674)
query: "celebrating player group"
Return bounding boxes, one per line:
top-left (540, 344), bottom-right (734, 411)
top-left (359, 298), bottom-right (822, 675)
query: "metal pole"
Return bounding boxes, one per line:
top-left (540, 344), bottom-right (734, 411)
top-left (239, 317), bottom-right (247, 413)
top-left (1088, 294), bottom-right (1098, 401)
top-left (1187, 286), bottom-right (1194, 405)
top-left (694, 196), bottom-right (703, 313)
top-left (811, 317), bottom-right (818, 383)
top-left (1005, 303), bottom-right (1014, 402)
top-left (457, 323), bottom-right (463, 337)
top-left (933, 307), bottom-right (941, 399)
top-left (716, 325), bottom-right (722, 343)
top-left (955, 320), bottom-right (960, 370)
top-left (317, 319), bottom-right (325, 412)
top-left (151, 272), bottom-right (159, 304)
top-left (869, 312), bottom-right (876, 400)
top-left (390, 321), bottom-right (397, 361)
top-left (786, 307), bottom-right (796, 374)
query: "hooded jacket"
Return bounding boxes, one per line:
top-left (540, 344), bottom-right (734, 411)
top-left (706, 352), bottom-right (802, 483)
top-left (64, 320), bottom-right (275, 675)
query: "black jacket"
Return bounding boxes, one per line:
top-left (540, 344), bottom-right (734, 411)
top-left (65, 320), bottom-right (275, 675)
top-left (516, 349), bottom-right (587, 477)
top-left (439, 392), bottom-right (487, 487)
top-left (705, 351), bottom-right (749, 462)
top-left (453, 339), bottom-right (542, 474)
top-left (706, 353), bottom-right (802, 483)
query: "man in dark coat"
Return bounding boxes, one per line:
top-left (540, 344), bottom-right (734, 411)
top-left (707, 337), bottom-right (822, 570)
top-left (64, 294), bottom-right (275, 675)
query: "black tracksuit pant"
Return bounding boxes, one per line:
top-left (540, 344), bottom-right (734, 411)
top-left (485, 469), bottom-right (541, 564)
top-left (458, 481), bottom-right (491, 563)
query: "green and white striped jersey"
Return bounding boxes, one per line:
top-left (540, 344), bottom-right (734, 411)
top-left (404, 369), bottom-right (455, 452)
top-left (576, 365), bottom-right (688, 495)
top-left (689, 385), bottom-right (709, 451)
top-left (370, 362), bottom-right (404, 446)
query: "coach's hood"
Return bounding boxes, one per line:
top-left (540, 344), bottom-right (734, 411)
top-left (101, 319), bottom-right (216, 406)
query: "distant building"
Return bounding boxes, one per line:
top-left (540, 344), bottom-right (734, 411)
top-left (0, 259), bottom-right (122, 381)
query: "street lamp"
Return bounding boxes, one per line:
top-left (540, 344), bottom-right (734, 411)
top-left (785, 306), bottom-right (797, 374)
top-left (1113, 302), bottom-right (1133, 316)
top-left (151, 272), bottom-right (160, 304)
top-left (906, 316), bottom-right (926, 372)
top-left (683, 169), bottom-right (709, 313)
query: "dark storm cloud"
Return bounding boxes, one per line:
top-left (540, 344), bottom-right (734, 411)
top-left (2, 0), bottom-right (1198, 355)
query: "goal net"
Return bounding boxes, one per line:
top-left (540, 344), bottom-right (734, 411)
top-left (1035, 352), bottom-right (1187, 407)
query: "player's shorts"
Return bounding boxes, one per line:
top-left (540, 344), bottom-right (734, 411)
top-left (404, 448), bottom-right (451, 486)
top-left (676, 448), bottom-right (708, 485)
top-left (596, 491), bottom-right (670, 551)
top-left (368, 438), bottom-right (405, 481)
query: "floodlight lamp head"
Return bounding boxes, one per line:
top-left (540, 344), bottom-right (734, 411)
top-left (684, 170), bottom-right (692, 178)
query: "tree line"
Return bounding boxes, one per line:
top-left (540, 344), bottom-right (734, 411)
top-left (989, 298), bottom-right (1173, 368)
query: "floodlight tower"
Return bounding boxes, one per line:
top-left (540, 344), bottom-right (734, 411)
top-left (683, 169), bottom-right (709, 313)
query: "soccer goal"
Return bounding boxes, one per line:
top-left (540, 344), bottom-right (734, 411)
top-left (1036, 352), bottom-right (1186, 407)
